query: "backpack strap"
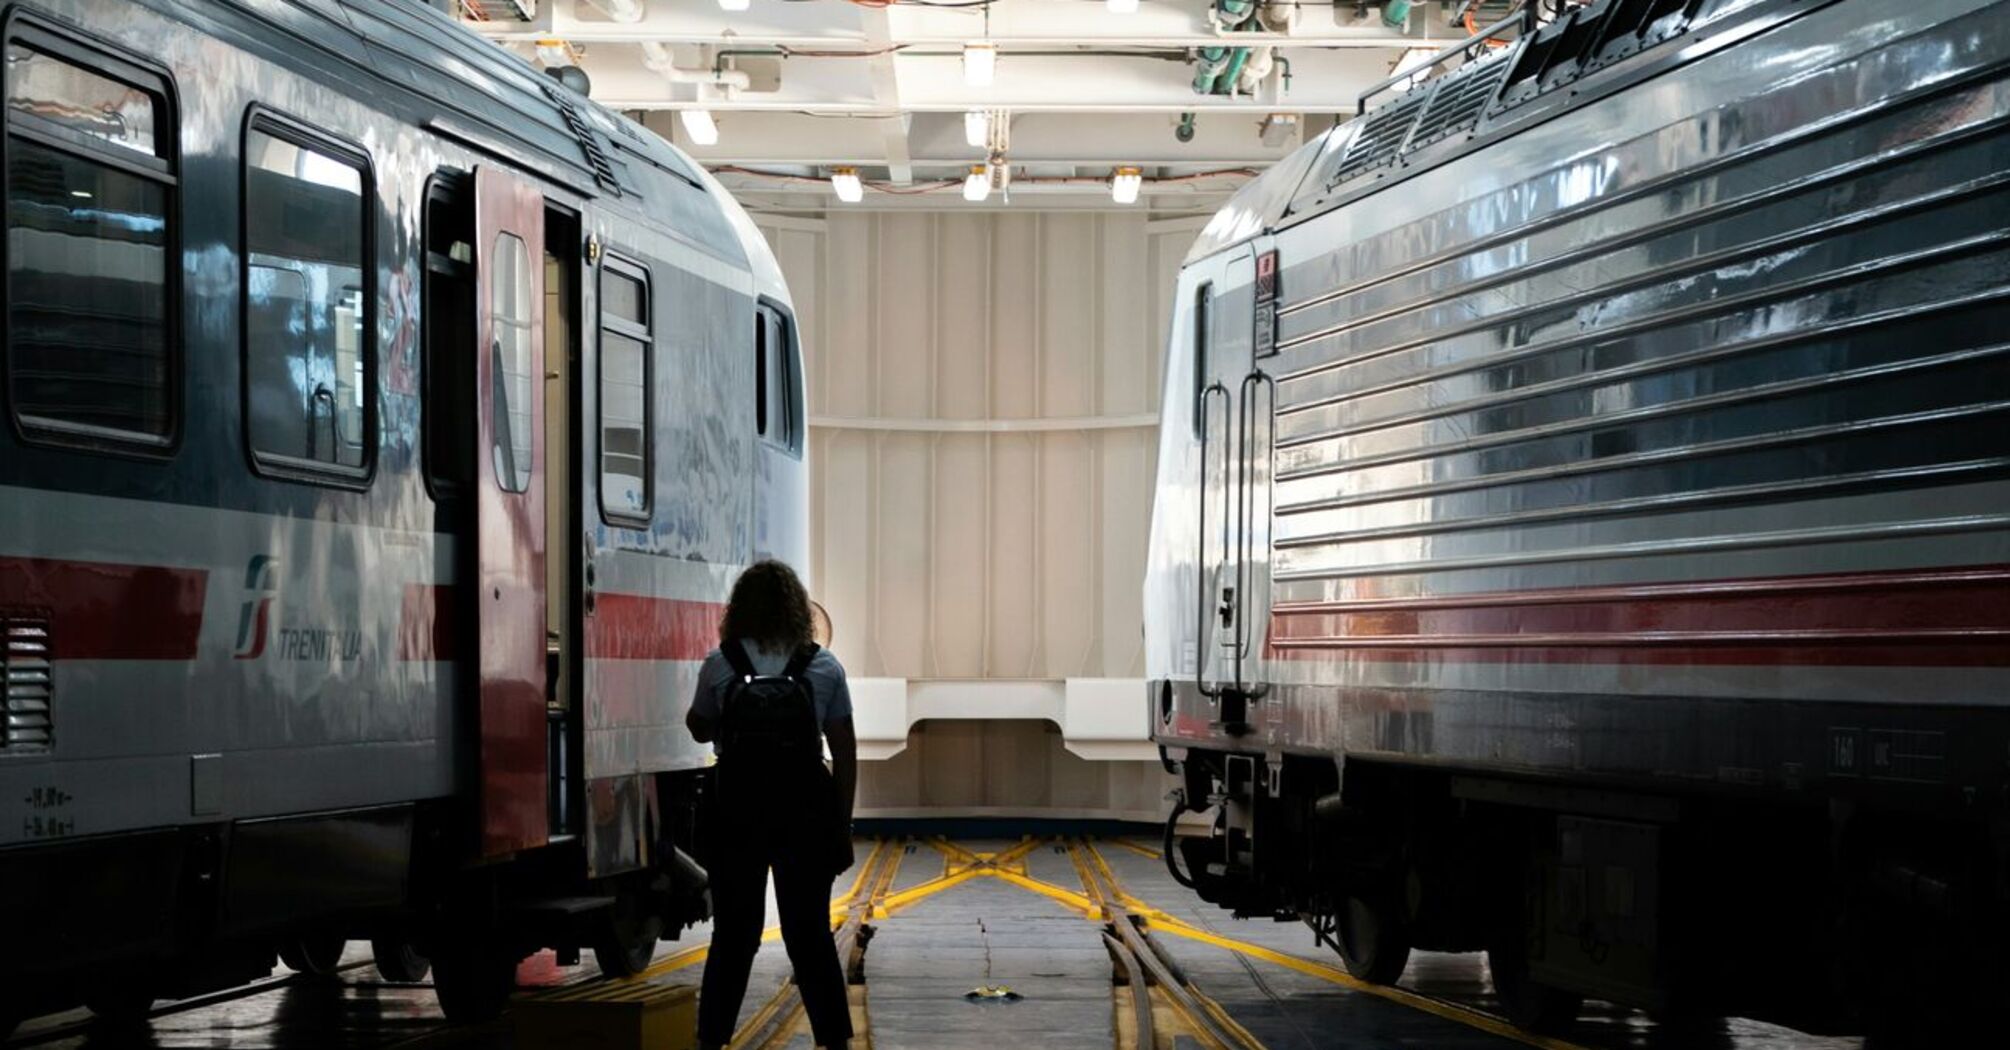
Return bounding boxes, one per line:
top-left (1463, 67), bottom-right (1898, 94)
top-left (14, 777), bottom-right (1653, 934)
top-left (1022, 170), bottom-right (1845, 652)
top-left (720, 638), bottom-right (758, 680)
top-left (781, 643), bottom-right (821, 680)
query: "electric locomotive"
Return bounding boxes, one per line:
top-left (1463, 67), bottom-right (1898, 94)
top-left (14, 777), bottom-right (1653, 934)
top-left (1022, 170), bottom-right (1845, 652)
top-left (1145, 0), bottom-right (2010, 1034)
top-left (0, 0), bottom-right (807, 1027)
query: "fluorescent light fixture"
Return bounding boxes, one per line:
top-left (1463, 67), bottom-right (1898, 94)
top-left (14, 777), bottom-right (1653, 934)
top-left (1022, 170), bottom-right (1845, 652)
top-left (1108, 0), bottom-right (1139, 12)
top-left (963, 43), bottom-right (997, 87)
top-left (69, 189), bottom-right (93, 199)
top-left (830, 167), bottom-right (864, 203)
top-left (1110, 166), bottom-right (1142, 205)
top-left (718, 0), bottom-right (750, 9)
top-left (964, 109), bottom-right (990, 149)
top-left (679, 108), bottom-right (719, 146)
top-left (963, 164), bottom-right (991, 202)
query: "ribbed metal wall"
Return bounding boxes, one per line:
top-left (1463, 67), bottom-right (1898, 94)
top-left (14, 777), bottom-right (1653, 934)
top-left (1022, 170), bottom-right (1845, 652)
top-left (756, 210), bottom-right (1203, 818)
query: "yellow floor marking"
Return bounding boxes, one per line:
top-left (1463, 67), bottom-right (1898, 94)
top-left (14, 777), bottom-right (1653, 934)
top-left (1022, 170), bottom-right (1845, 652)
top-left (1144, 919), bottom-right (1592, 1050)
top-left (1109, 838), bottom-right (1163, 861)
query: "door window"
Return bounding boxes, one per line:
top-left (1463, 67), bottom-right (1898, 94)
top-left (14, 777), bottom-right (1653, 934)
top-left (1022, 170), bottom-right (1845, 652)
top-left (489, 232), bottom-right (533, 493)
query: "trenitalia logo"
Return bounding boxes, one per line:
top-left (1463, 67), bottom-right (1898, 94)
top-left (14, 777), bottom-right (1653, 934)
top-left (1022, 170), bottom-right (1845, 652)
top-left (232, 555), bottom-right (278, 660)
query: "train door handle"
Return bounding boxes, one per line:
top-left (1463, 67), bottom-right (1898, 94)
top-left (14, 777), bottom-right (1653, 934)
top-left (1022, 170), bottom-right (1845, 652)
top-left (1218, 585), bottom-right (1236, 628)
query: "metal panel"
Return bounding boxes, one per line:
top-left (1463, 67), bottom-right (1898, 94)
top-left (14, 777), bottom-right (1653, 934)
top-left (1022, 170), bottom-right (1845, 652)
top-left (1146, 0), bottom-right (2010, 794)
top-left (474, 167), bottom-right (549, 857)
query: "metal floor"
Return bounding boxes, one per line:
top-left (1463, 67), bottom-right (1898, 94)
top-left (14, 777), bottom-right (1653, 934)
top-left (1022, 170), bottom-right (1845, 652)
top-left (6, 837), bottom-right (1864, 1050)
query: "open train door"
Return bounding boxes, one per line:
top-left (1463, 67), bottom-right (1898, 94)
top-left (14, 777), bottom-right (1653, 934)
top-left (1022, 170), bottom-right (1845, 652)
top-left (472, 166), bottom-right (548, 857)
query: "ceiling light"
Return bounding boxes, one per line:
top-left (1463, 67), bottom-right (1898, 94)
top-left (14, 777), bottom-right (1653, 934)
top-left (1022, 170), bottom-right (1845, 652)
top-left (718, 0), bottom-right (750, 9)
top-left (1111, 166), bottom-right (1142, 205)
top-left (534, 38), bottom-right (571, 67)
top-left (963, 165), bottom-right (991, 202)
top-left (830, 167), bottom-right (864, 203)
top-left (1108, 0), bottom-right (1139, 12)
top-left (963, 43), bottom-right (996, 87)
top-left (964, 110), bottom-right (990, 149)
top-left (679, 108), bottom-right (719, 146)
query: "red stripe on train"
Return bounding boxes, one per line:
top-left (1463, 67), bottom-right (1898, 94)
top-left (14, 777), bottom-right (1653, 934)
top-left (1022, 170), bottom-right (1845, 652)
top-left (396, 586), bottom-right (721, 662)
top-left (586, 594), bottom-right (721, 661)
top-left (0, 555), bottom-right (207, 659)
top-left (1266, 565), bottom-right (2010, 666)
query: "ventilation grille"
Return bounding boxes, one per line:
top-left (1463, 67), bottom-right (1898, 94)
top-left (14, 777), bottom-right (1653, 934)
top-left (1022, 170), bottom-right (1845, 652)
top-left (1493, 0), bottom-right (1708, 114)
top-left (4, 617), bottom-right (52, 750)
top-left (1324, 88), bottom-right (1431, 191)
top-left (542, 84), bottom-right (624, 197)
top-left (1406, 50), bottom-right (1514, 152)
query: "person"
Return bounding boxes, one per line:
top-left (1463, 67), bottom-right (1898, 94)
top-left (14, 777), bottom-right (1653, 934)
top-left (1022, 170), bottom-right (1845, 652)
top-left (686, 560), bottom-right (857, 1050)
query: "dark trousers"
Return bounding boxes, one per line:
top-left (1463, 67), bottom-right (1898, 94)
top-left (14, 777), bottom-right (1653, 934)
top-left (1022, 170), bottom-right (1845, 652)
top-left (697, 767), bottom-right (851, 1048)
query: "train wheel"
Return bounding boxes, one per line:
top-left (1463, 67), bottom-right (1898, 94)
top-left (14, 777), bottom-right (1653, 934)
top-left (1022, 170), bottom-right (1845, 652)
top-left (1332, 894), bottom-right (1411, 984)
top-left (279, 935), bottom-right (347, 978)
top-left (592, 890), bottom-right (663, 978)
top-left (1485, 942), bottom-right (1582, 1032)
top-left (431, 939), bottom-right (515, 1023)
top-left (371, 939), bottom-right (432, 983)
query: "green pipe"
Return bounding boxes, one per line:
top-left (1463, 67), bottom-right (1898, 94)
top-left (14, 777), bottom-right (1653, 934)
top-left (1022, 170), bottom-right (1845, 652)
top-left (1220, 47), bottom-right (1251, 96)
top-left (1382, 0), bottom-right (1413, 29)
top-left (1192, 45), bottom-right (1230, 95)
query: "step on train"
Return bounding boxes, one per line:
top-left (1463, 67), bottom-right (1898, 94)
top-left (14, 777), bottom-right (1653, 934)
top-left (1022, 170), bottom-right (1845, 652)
top-left (1146, 0), bottom-right (2010, 1037)
top-left (0, 0), bottom-right (808, 1027)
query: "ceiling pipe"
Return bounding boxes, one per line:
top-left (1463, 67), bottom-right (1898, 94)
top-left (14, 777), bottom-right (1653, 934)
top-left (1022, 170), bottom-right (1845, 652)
top-left (640, 42), bottom-right (753, 91)
top-left (582, 0), bottom-right (646, 23)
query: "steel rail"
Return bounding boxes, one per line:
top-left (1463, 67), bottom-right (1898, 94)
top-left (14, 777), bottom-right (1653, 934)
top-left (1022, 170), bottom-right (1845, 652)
top-left (6, 960), bottom-right (377, 1048)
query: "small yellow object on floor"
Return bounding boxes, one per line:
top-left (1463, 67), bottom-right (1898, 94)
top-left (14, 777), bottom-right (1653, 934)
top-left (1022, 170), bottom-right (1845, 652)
top-left (514, 980), bottom-right (699, 1049)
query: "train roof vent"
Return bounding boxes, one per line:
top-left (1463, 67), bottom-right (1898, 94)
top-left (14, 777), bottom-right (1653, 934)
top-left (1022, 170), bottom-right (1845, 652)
top-left (541, 83), bottom-right (624, 197)
top-left (1323, 88), bottom-right (1430, 192)
top-left (3, 616), bottom-right (52, 750)
top-left (1402, 49), bottom-right (1515, 154)
top-left (1492, 0), bottom-right (1707, 114)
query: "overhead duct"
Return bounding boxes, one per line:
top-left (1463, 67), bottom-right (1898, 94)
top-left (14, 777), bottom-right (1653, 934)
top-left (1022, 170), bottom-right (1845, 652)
top-left (582, 0), bottom-right (645, 22)
top-left (639, 42), bottom-right (753, 91)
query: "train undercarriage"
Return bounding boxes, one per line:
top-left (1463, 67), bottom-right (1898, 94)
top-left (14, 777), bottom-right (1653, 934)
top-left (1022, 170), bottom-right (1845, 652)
top-left (1164, 742), bottom-right (2010, 1040)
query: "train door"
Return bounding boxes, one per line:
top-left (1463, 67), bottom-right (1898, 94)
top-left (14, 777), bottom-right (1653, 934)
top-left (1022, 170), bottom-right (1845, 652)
top-left (472, 167), bottom-right (548, 856)
top-left (1193, 245), bottom-right (1275, 728)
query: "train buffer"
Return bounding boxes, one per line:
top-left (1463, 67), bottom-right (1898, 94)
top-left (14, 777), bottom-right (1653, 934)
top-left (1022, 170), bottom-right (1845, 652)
top-left (513, 979), bottom-right (697, 1050)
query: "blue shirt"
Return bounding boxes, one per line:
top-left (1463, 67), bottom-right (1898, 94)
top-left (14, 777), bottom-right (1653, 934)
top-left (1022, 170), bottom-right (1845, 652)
top-left (689, 643), bottom-right (853, 756)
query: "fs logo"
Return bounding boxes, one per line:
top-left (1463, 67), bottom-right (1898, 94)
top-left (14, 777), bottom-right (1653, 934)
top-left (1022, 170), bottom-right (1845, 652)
top-left (232, 555), bottom-right (278, 661)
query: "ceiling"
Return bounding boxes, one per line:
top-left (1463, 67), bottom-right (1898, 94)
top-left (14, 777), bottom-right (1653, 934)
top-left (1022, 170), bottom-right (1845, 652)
top-left (455, 0), bottom-right (1509, 210)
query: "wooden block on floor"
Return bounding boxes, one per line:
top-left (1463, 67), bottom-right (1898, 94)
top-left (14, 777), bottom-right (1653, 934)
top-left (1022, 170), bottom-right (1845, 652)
top-left (514, 979), bottom-right (699, 1050)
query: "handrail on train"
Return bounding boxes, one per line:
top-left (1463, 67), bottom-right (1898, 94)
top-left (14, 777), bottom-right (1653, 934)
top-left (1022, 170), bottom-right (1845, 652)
top-left (1355, 8), bottom-right (1534, 115)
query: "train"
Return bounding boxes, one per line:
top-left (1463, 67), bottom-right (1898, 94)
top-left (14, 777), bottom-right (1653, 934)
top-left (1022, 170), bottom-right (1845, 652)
top-left (1145, 0), bottom-right (2010, 1037)
top-left (0, 0), bottom-right (808, 1029)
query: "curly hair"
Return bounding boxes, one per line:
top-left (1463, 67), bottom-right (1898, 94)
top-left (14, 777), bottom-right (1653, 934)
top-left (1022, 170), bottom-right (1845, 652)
top-left (718, 559), bottom-right (815, 651)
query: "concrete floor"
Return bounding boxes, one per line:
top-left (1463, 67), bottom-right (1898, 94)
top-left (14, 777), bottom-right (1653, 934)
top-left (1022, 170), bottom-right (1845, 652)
top-left (5, 837), bottom-right (1866, 1050)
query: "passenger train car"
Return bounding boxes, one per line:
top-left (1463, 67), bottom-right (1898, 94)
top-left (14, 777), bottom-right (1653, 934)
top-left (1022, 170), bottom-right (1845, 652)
top-left (0, 0), bottom-right (807, 1027)
top-left (1145, 0), bottom-right (2010, 1034)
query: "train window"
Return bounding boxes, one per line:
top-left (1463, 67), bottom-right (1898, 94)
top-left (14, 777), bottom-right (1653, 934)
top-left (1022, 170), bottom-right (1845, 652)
top-left (3, 31), bottom-right (176, 446)
top-left (243, 120), bottom-right (371, 479)
top-left (598, 259), bottom-right (650, 520)
top-left (1191, 282), bottom-right (1212, 437)
top-left (489, 232), bottom-right (534, 494)
top-left (755, 301), bottom-right (799, 455)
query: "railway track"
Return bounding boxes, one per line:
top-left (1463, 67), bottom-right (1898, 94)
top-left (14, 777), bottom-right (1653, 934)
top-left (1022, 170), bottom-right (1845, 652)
top-left (5, 959), bottom-right (380, 1048)
top-left (728, 838), bottom-right (906, 1049)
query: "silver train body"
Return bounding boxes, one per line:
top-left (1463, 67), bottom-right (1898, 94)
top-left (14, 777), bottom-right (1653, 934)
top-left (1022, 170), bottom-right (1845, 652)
top-left (0, 0), bottom-right (805, 1023)
top-left (1145, 0), bottom-right (2010, 1032)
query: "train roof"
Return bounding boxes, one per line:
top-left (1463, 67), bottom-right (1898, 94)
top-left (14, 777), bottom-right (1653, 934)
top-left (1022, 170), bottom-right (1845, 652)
top-left (1184, 0), bottom-right (1782, 267)
top-left (197, 0), bottom-right (755, 271)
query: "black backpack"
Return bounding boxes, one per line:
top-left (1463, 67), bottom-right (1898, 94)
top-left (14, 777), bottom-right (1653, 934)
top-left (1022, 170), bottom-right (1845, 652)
top-left (717, 640), bottom-right (822, 759)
